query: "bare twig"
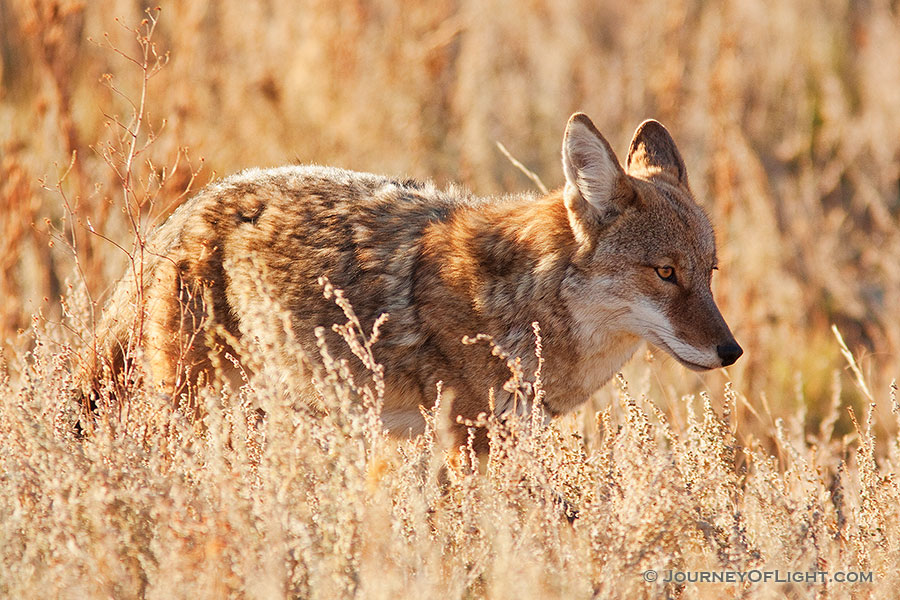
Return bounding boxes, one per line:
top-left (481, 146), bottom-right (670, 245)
top-left (832, 324), bottom-right (874, 403)
top-left (495, 141), bottom-right (549, 194)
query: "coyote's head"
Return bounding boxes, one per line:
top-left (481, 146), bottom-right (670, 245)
top-left (561, 113), bottom-right (742, 370)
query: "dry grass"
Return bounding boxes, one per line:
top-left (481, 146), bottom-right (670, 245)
top-left (2, 318), bottom-right (898, 598)
top-left (1, 0), bottom-right (899, 598)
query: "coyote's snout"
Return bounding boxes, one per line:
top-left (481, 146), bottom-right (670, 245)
top-left (80, 113), bottom-right (741, 450)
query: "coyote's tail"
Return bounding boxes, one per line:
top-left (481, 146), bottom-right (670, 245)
top-left (71, 258), bottom-right (151, 427)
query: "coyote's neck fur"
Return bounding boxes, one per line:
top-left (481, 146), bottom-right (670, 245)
top-left (418, 190), bottom-right (639, 418)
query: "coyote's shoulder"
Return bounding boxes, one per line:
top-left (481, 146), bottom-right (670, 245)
top-left (82, 114), bottom-right (741, 450)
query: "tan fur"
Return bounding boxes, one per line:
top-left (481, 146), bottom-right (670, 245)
top-left (79, 113), bottom-right (741, 450)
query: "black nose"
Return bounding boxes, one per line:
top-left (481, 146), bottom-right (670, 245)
top-left (717, 341), bottom-right (743, 367)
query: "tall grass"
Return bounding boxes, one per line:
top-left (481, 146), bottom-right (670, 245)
top-left (2, 319), bottom-right (898, 598)
top-left (1, 0), bottom-right (899, 597)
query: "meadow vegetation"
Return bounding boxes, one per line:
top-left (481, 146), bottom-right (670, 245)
top-left (0, 1), bottom-right (899, 598)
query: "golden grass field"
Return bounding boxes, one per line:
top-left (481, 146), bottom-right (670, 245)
top-left (1, 0), bottom-right (899, 598)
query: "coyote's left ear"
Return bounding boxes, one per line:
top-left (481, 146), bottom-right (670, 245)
top-left (625, 120), bottom-right (688, 185)
top-left (562, 113), bottom-right (634, 241)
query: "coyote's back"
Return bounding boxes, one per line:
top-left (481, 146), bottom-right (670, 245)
top-left (80, 113), bottom-right (742, 450)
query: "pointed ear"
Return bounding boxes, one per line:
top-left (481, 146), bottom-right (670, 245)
top-left (562, 113), bottom-right (632, 230)
top-left (625, 119), bottom-right (688, 184)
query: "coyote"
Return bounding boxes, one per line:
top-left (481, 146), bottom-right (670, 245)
top-left (82, 113), bottom-right (741, 450)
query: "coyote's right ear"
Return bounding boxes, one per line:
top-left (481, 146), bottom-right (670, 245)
top-left (625, 119), bottom-right (687, 185)
top-left (562, 113), bottom-right (634, 242)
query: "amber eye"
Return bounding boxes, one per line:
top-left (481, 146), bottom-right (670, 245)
top-left (656, 266), bottom-right (677, 283)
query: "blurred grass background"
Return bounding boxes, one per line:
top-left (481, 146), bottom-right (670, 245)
top-left (0, 0), bottom-right (898, 437)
